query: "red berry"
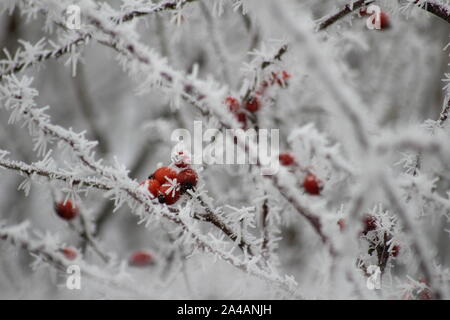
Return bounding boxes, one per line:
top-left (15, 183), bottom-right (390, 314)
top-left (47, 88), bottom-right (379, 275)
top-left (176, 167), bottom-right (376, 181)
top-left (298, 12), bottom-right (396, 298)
top-left (245, 96), bottom-right (260, 113)
top-left (152, 167), bottom-right (177, 184)
top-left (61, 247), bottom-right (77, 260)
top-left (141, 179), bottom-right (161, 198)
top-left (303, 173), bottom-right (322, 195)
top-left (158, 184), bottom-right (181, 205)
top-left (178, 168), bottom-right (198, 192)
top-left (129, 250), bottom-right (154, 267)
top-left (379, 11), bottom-right (390, 29)
top-left (362, 214), bottom-right (377, 233)
top-left (391, 244), bottom-right (400, 257)
top-left (54, 200), bottom-right (78, 220)
top-left (362, 8), bottom-right (390, 29)
top-left (279, 153), bottom-right (295, 166)
top-left (235, 111), bottom-right (247, 128)
top-left (225, 96), bottom-right (240, 113)
top-left (337, 219), bottom-right (346, 232)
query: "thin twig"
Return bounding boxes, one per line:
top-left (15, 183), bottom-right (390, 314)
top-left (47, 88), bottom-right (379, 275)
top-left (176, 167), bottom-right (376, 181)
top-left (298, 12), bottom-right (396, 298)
top-left (380, 174), bottom-right (443, 299)
top-left (413, 0), bottom-right (450, 24)
top-left (71, 64), bottom-right (109, 155)
top-left (317, 0), bottom-right (374, 31)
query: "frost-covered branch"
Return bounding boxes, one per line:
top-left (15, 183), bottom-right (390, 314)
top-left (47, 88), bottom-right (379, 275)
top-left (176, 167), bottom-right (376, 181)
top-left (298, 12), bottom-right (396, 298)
top-left (118, 0), bottom-right (201, 23)
top-left (0, 155), bottom-right (113, 191)
top-left (0, 74), bottom-right (295, 293)
top-left (409, 0), bottom-right (450, 24)
top-left (380, 174), bottom-right (445, 299)
top-left (1, 0), bottom-right (449, 300)
top-left (0, 221), bottom-right (149, 296)
top-left (317, 0), bottom-right (450, 33)
top-left (317, 0), bottom-right (374, 31)
top-left (0, 0), bottom-right (201, 80)
top-left (0, 36), bottom-right (89, 81)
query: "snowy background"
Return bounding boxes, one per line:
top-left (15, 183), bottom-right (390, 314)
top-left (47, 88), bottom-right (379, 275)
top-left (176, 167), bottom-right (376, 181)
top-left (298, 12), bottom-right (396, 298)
top-left (0, 0), bottom-right (449, 299)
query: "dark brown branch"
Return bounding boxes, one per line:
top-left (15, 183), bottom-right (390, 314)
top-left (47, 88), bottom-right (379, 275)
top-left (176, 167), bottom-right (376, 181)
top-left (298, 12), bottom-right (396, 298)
top-left (260, 45), bottom-right (288, 69)
top-left (261, 198), bottom-right (270, 257)
top-left (317, 0), bottom-right (374, 31)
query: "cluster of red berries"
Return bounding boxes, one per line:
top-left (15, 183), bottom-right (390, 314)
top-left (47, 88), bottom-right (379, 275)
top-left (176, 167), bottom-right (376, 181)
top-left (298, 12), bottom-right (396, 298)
top-left (141, 159), bottom-right (198, 206)
top-left (129, 250), bottom-right (154, 267)
top-left (54, 200), bottom-right (79, 221)
top-left (225, 71), bottom-right (291, 128)
top-left (359, 7), bottom-right (390, 30)
top-left (278, 152), bottom-right (323, 196)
